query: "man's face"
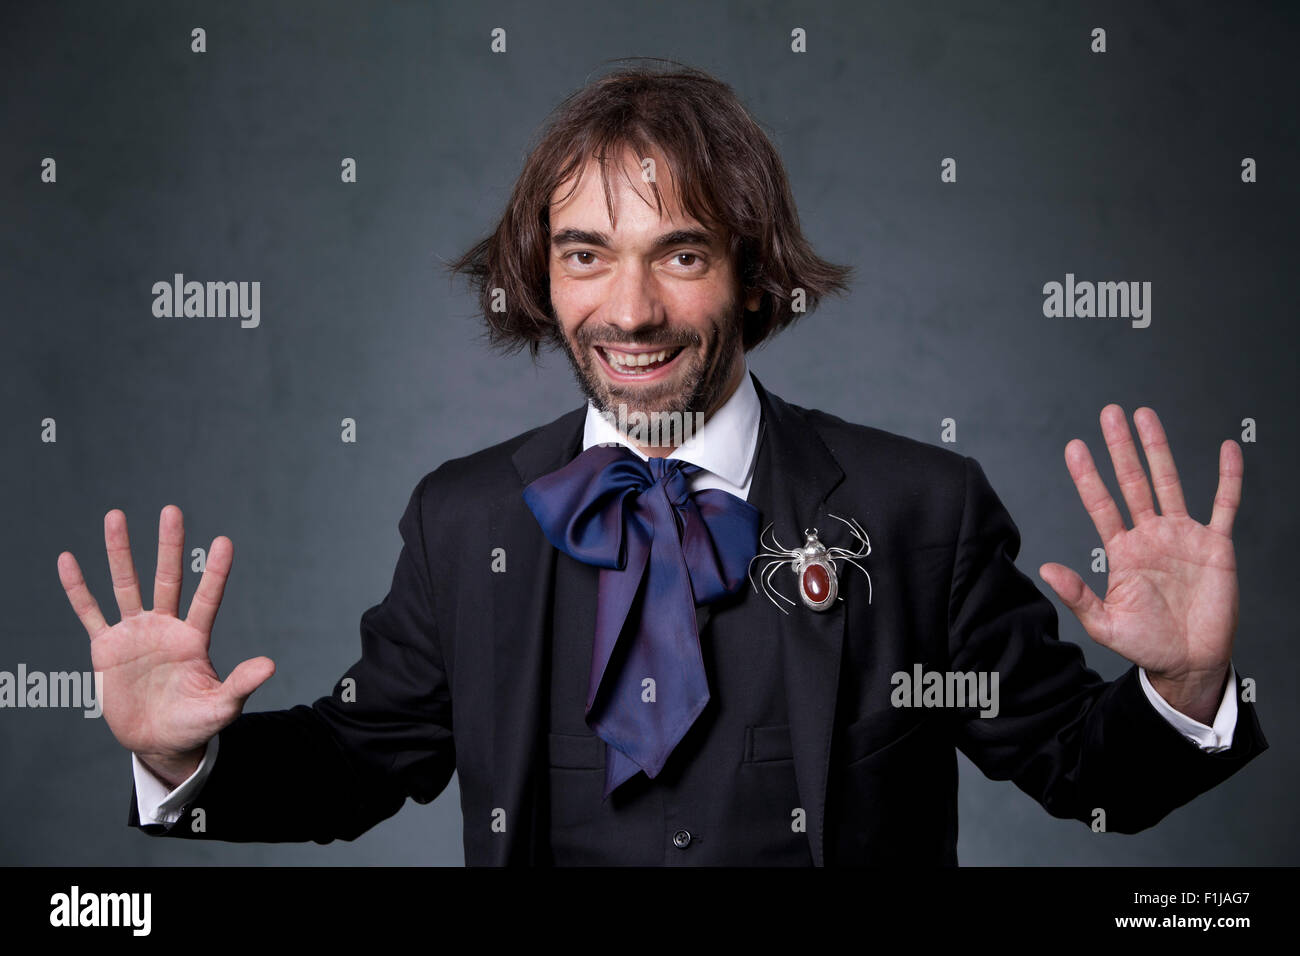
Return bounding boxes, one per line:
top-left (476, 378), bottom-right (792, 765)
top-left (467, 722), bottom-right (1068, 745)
top-left (548, 148), bottom-right (760, 430)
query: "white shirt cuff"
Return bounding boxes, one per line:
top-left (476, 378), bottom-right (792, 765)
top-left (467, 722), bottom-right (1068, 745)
top-left (131, 736), bottom-right (219, 826)
top-left (1138, 663), bottom-right (1238, 752)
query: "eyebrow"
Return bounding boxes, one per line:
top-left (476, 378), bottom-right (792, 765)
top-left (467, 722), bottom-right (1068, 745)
top-left (550, 227), bottom-right (717, 251)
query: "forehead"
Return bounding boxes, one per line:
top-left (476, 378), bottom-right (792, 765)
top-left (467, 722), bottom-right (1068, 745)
top-left (549, 146), bottom-right (707, 235)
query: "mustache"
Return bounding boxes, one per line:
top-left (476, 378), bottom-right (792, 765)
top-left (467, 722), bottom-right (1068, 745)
top-left (572, 328), bottom-right (702, 350)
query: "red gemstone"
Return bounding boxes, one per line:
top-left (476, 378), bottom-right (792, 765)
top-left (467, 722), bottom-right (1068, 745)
top-left (802, 564), bottom-right (831, 603)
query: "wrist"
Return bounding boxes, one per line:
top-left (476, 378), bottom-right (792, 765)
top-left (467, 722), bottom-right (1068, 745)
top-left (1146, 666), bottom-right (1230, 725)
top-left (136, 746), bottom-right (206, 790)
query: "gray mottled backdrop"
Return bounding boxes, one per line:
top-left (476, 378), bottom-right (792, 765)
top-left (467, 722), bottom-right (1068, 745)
top-left (2, 0), bottom-right (1295, 865)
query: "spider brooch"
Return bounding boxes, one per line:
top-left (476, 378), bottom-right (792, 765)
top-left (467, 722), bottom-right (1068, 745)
top-left (747, 514), bottom-right (873, 613)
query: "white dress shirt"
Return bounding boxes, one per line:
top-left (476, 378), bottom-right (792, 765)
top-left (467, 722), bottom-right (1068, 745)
top-left (133, 361), bottom-right (1238, 823)
top-left (581, 361), bottom-right (763, 498)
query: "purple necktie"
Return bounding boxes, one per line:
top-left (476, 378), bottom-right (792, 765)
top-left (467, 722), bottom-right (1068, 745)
top-left (523, 443), bottom-right (760, 797)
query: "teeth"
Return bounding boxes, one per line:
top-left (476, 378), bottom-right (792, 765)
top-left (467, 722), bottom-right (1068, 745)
top-left (602, 348), bottom-right (675, 368)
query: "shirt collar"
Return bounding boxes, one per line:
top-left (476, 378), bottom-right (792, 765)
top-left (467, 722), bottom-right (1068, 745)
top-left (581, 360), bottom-right (761, 489)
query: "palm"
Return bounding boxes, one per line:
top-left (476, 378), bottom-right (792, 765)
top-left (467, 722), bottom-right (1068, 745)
top-left (58, 507), bottom-right (274, 763)
top-left (1039, 405), bottom-right (1243, 707)
top-left (1089, 515), bottom-right (1237, 677)
top-left (90, 610), bottom-right (234, 756)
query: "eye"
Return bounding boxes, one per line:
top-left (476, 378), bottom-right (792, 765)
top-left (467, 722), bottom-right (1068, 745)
top-left (671, 252), bottom-right (705, 269)
top-left (566, 251), bottom-right (597, 266)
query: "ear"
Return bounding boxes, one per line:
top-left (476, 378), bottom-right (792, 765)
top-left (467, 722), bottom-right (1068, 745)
top-left (744, 289), bottom-right (762, 312)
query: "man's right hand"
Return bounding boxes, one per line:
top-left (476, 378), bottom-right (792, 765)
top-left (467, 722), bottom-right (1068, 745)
top-left (58, 506), bottom-right (275, 789)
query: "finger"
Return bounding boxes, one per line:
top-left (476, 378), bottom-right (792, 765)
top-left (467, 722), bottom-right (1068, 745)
top-left (57, 551), bottom-right (110, 640)
top-left (104, 510), bottom-right (143, 620)
top-left (1133, 407), bottom-right (1187, 517)
top-left (185, 536), bottom-right (233, 638)
top-left (1099, 404), bottom-right (1158, 525)
top-left (1209, 439), bottom-right (1243, 537)
top-left (154, 505), bottom-right (185, 617)
top-left (1064, 438), bottom-right (1127, 545)
top-left (221, 656), bottom-right (275, 709)
top-left (1038, 563), bottom-right (1112, 646)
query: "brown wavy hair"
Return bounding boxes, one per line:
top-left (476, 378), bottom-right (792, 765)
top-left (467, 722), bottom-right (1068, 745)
top-left (447, 59), bottom-right (853, 358)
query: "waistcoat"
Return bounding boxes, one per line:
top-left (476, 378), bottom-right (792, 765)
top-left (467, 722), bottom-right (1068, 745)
top-left (538, 422), bottom-right (814, 865)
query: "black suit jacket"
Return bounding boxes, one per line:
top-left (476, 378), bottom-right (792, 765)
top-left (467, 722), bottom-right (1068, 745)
top-left (129, 373), bottom-right (1268, 864)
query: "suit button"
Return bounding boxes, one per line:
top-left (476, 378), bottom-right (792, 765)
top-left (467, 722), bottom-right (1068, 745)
top-left (672, 829), bottom-right (692, 849)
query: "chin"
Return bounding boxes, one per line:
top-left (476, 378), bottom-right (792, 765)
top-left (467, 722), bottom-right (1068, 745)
top-left (586, 350), bottom-right (696, 416)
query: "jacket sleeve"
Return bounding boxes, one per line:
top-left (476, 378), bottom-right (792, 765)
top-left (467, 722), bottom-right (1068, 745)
top-left (947, 456), bottom-right (1267, 834)
top-left (127, 473), bottom-right (456, 843)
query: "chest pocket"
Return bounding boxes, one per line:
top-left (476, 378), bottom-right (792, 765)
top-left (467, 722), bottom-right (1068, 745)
top-left (744, 723), bottom-right (794, 763)
top-left (547, 731), bottom-right (604, 770)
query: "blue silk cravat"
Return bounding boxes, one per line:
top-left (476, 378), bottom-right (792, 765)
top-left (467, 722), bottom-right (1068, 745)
top-left (523, 443), bottom-right (760, 797)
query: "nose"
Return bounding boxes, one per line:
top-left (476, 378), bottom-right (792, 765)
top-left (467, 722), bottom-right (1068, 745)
top-left (600, 259), bottom-right (665, 338)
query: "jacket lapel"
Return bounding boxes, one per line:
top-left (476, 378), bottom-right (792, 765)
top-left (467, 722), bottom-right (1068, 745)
top-left (748, 375), bottom-right (847, 867)
top-left (484, 405), bottom-right (586, 864)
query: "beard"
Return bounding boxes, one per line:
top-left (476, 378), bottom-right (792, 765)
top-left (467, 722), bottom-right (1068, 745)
top-left (555, 301), bottom-right (745, 429)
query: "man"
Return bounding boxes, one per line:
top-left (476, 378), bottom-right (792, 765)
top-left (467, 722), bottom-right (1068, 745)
top-left (58, 63), bottom-right (1265, 865)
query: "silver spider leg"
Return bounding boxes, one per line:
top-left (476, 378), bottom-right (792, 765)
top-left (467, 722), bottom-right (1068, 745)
top-left (825, 514), bottom-right (871, 556)
top-left (748, 522), bottom-right (803, 612)
top-left (761, 521), bottom-right (793, 556)
top-left (761, 558), bottom-right (797, 613)
top-left (831, 554), bottom-right (872, 602)
top-left (824, 513), bottom-right (874, 603)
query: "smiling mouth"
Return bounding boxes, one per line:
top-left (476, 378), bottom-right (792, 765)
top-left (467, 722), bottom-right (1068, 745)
top-left (596, 345), bottom-right (686, 376)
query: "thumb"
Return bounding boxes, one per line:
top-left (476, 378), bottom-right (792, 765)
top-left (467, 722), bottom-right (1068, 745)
top-left (221, 656), bottom-right (276, 709)
top-left (1038, 563), bottom-right (1111, 647)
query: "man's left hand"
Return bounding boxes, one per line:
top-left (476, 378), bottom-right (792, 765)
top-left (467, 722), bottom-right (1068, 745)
top-left (1038, 404), bottom-right (1242, 725)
